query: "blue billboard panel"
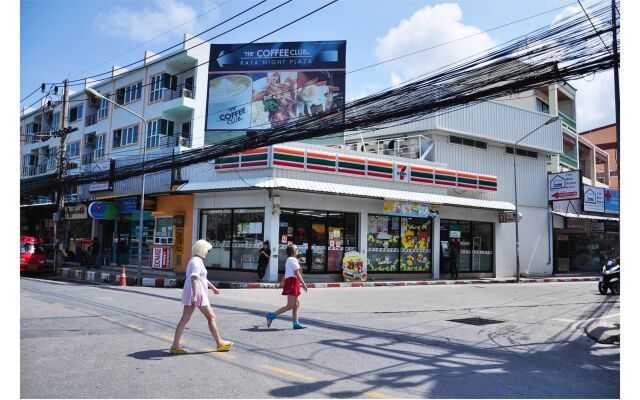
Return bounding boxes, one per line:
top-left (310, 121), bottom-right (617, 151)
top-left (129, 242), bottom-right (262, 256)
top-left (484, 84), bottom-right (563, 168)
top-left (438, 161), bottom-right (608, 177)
top-left (604, 188), bottom-right (619, 214)
top-left (205, 41), bottom-right (346, 132)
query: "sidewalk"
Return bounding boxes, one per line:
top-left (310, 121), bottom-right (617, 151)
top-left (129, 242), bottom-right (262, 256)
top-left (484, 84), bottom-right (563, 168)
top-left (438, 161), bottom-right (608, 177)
top-left (51, 263), bottom-right (598, 289)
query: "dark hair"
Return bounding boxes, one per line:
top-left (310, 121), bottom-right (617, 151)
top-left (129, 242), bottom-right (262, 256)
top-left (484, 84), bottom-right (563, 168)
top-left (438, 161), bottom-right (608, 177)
top-left (263, 240), bottom-right (270, 246)
top-left (286, 243), bottom-right (298, 257)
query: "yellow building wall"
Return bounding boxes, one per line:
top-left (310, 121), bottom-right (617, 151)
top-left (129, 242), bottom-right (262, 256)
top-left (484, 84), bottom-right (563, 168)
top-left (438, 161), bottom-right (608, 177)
top-left (154, 195), bottom-right (194, 272)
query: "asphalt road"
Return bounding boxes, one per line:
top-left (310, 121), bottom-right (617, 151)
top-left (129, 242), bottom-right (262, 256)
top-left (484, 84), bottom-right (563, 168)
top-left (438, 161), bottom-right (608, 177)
top-left (21, 277), bottom-right (620, 398)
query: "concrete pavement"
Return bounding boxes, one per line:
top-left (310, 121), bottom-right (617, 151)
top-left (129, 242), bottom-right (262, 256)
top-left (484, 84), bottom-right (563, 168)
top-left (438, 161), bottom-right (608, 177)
top-left (21, 277), bottom-right (619, 398)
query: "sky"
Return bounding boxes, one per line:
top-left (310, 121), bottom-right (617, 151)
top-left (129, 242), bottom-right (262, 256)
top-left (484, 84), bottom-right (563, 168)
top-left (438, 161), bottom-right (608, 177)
top-left (20, 0), bottom-right (617, 132)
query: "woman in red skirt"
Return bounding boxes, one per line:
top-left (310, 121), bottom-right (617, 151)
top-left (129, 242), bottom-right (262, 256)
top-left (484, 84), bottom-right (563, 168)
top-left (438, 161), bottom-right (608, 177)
top-left (266, 243), bottom-right (309, 329)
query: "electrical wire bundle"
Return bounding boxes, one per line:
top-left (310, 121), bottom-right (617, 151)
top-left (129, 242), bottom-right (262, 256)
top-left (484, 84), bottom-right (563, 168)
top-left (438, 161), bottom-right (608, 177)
top-left (20, 0), bottom-right (618, 199)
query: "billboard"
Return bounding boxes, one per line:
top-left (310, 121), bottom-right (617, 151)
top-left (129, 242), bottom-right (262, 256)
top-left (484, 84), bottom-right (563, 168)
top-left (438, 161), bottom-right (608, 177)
top-left (548, 171), bottom-right (580, 201)
top-left (205, 41), bottom-right (346, 132)
top-left (604, 188), bottom-right (619, 214)
top-left (583, 185), bottom-right (605, 213)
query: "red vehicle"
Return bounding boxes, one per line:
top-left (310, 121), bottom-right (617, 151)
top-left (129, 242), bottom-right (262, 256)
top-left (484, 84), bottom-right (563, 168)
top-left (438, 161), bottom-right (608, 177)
top-left (20, 236), bottom-right (48, 273)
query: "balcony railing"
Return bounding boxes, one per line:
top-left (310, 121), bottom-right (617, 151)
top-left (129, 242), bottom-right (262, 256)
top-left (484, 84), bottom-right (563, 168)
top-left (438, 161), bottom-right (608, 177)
top-left (82, 153), bottom-right (94, 165)
top-left (37, 163), bottom-right (48, 174)
top-left (47, 158), bottom-right (57, 170)
top-left (559, 111), bottom-right (576, 132)
top-left (22, 166), bottom-right (36, 176)
top-left (559, 152), bottom-right (578, 169)
top-left (85, 114), bottom-right (98, 127)
top-left (163, 84), bottom-right (195, 102)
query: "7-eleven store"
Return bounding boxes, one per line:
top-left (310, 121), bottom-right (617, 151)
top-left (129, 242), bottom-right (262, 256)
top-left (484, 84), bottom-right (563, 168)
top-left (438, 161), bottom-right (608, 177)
top-left (177, 143), bottom-right (514, 283)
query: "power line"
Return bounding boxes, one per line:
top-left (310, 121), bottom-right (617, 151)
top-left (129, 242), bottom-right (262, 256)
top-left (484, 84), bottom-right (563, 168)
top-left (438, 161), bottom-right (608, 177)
top-left (577, 0), bottom-right (612, 55)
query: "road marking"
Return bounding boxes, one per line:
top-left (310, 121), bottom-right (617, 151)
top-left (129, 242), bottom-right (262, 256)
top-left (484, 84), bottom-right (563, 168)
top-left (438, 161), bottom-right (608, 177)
top-left (53, 303), bottom-right (65, 308)
top-left (160, 335), bottom-right (182, 343)
top-left (126, 324), bottom-right (144, 331)
top-left (552, 313), bottom-right (620, 323)
top-left (260, 365), bottom-right (315, 381)
top-left (205, 347), bottom-right (236, 359)
top-left (363, 391), bottom-right (394, 399)
top-left (100, 316), bottom-right (116, 322)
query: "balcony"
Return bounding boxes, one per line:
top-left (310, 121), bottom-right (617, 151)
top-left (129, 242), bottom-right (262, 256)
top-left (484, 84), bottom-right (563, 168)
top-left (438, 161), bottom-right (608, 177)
top-left (47, 158), bottom-right (57, 170)
top-left (82, 153), bottom-right (94, 166)
top-left (161, 84), bottom-right (195, 119)
top-left (559, 111), bottom-right (576, 133)
top-left (85, 114), bottom-right (98, 127)
top-left (163, 84), bottom-right (194, 102)
top-left (559, 152), bottom-right (578, 169)
top-left (148, 134), bottom-right (192, 149)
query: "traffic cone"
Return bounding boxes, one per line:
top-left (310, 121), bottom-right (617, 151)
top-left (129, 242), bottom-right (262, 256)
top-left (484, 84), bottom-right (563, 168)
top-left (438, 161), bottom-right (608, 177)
top-left (119, 265), bottom-right (127, 287)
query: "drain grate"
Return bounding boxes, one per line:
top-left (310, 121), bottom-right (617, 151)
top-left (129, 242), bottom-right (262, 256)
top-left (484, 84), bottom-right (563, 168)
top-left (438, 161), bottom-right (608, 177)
top-left (447, 317), bottom-right (504, 326)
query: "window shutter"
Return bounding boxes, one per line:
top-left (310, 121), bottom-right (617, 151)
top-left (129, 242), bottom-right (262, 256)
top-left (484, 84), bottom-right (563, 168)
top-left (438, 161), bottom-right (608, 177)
top-left (167, 120), bottom-right (174, 136)
top-left (162, 73), bottom-right (172, 90)
top-left (116, 88), bottom-right (125, 104)
top-left (170, 75), bottom-right (177, 91)
top-left (113, 129), bottom-right (121, 148)
top-left (181, 122), bottom-right (191, 137)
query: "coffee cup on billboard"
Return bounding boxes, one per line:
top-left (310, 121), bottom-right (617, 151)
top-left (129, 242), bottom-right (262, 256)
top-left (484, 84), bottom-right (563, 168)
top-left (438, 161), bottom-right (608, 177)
top-left (207, 74), bottom-right (253, 130)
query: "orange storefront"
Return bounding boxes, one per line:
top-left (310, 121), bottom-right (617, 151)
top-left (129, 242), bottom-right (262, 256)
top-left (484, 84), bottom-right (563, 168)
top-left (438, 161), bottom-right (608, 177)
top-left (150, 195), bottom-right (194, 273)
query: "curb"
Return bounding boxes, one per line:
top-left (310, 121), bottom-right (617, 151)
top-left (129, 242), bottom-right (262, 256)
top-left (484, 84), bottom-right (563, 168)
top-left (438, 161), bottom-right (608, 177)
top-left (53, 268), bottom-right (598, 289)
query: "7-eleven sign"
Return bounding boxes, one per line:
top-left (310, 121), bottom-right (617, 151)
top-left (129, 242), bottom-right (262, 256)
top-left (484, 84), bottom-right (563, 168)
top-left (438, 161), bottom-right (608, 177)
top-left (394, 163), bottom-right (409, 182)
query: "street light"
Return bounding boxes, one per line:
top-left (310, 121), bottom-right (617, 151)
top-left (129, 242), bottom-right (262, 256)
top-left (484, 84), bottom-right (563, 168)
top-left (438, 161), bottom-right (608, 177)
top-left (86, 87), bottom-right (147, 285)
top-left (513, 115), bottom-right (559, 283)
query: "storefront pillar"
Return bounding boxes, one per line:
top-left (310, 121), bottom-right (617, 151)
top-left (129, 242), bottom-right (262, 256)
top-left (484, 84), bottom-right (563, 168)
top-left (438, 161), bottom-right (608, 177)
top-left (358, 211), bottom-right (368, 264)
top-left (432, 216), bottom-right (441, 279)
top-left (265, 205), bottom-right (280, 282)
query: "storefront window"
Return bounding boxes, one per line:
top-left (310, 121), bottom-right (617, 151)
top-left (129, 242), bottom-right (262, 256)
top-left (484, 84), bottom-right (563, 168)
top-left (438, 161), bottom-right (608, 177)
top-left (231, 209), bottom-right (264, 270)
top-left (154, 217), bottom-right (174, 245)
top-left (399, 217), bottom-right (432, 272)
top-left (441, 220), bottom-right (494, 273)
top-left (367, 215), bottom-right (400, 272)
top-left (471, 222), bottom-right (493, 272)
top-left (201, 210), bottom-right (232, 269)
top-left (278, 210), bottom-right (296, 272)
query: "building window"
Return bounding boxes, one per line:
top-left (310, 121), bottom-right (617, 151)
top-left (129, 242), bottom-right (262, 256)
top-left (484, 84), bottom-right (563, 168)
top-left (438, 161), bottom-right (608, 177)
top-left (112, 125), bottom-right (139, 148)
top-left (66, 141), bottom-right (80, 158)
top-left (440, 220), bottom-right (494, 273)
top-left (146, 120), bottom-right (160, 148)
top-left (116, 81), bottom-right (143, 105)
top-left (97, 98), bottom-right (109, 120)
top-left (506, 147), bottom-right (538, 158)
top-left (149, 74), bottom-right (163, 103)
top-left (536, 98), bottom-right (550, 114)
top-left (154, 217), bottom-right (175, 245)
top-left (25, 123), bottom-right (40, 144)
top-left (50, 113), bottom-right (60, 130)
top-left (22, 155), bottom-right (35, 175)
top-left (94, 134), bottom-right (105, 159)
top-left (69, 105), bottom-right (83, 123)
top-left (450, 135), bottom-right (487, 149)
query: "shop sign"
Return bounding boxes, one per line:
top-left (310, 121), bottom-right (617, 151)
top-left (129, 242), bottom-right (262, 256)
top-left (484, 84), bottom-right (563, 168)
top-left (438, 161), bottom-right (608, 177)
top-left (548, 171), bottom-right (580, 201)
top-left (64, 205), bottom-right (87, 220)
top-left (151, 247), bottom-right (172, 270)
top-left (566, 218), bottom-right (586, 230)
top-left (173, 215), bottom-right (185, 228)
top-left (604, 189), bottom-right (620, 214)
top-left (499, 211), bottom-right (520, 223)
top-left (89, 182), bottom-right (111, 192)
top-left (591, 222), bottom-right (605, 232)
top-left (383, 201), bottom-right (431, 218)
top-left (449, 231), bottom-right (461, 239)
top-left (174, 227), bottom-right (184, 270)
top-left (342, 251), bottom-right (366, 282)
top-left (88, 202), bottom-right (119, 220)
top-left (604, 221), bottom-right (619, 232)
top-left (583, 185), bottom-right (605, 213)
top-left (116, 197), bottom-right (157, 213)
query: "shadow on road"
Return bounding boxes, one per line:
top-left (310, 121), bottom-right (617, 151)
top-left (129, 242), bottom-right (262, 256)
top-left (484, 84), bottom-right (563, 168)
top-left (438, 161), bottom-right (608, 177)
top-left (127, 349), bottom-right (216, 360)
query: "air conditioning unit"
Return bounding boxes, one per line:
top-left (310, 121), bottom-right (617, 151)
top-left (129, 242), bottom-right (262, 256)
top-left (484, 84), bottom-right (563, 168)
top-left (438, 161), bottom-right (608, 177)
top-left (85, 134), bottom-right (96, 146)
top-left (89, 96), bottom-right (99, 106)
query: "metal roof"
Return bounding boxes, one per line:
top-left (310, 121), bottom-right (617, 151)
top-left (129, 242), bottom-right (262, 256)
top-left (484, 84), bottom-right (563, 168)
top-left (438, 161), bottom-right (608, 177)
top-left (178, 177), bottom-right (515, 211)
top-left (551, 211), bottom-right (619, 222)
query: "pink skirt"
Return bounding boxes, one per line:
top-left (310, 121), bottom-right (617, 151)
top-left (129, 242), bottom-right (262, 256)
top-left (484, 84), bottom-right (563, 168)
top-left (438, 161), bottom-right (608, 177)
top-left (281, 277), bottom-right (301, 297)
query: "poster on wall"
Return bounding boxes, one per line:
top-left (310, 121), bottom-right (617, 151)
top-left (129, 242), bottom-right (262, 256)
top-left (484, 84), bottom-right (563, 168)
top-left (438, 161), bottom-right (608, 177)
top-left (342, 251), bottom-right (366, 282)
top-left (548, 171), bottom-right (581, 201)
top-left (604, 188), bottom-right (619, 214)
top-left (383, 201), bottom-right (431, 218)
top-left (583, 185), bottom-right (605, 213)
top-left (151, 247), bottom-right (172, 270)
top-left (206, 41), bottom-right (346, 133)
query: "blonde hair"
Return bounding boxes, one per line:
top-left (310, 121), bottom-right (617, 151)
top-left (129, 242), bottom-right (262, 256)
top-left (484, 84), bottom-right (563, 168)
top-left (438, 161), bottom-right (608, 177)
top-left (192, 239), bottom-right (213, 258)
top-left (286, 243), bottom-right (298, 257)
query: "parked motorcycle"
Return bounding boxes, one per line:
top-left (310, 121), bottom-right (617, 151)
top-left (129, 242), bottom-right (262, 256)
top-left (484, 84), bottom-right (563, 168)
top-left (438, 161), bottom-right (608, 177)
top-left (598, 258), bottom-right (620, 295)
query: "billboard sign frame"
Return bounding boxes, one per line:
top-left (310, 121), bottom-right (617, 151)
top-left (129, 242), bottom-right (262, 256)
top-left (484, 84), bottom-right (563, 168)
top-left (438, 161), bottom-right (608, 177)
top-left (548, 170), bottom-right (581, 201)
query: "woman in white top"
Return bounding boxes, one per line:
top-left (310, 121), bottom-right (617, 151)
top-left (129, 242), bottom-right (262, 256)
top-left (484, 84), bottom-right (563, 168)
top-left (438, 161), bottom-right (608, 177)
top-left (265, 243), bottom-right (309, 329)
top-left (170, 240), bottom-right (233, 353)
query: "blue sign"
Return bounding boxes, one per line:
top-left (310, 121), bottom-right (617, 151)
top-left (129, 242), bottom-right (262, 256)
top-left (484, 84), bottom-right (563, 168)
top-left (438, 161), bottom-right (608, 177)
top-left (116, 197), bottom-right (139, 213)
top-left (205, 41), bottom-right (346, 133)
top-left (604, 189), bottom-right (619, 214)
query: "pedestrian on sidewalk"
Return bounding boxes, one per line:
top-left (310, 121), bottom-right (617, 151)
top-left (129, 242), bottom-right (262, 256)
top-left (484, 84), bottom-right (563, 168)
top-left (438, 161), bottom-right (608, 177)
top-left (90, 237), bottom-right (101, 270)
top-left (266, 243), bottom-right (309, 330)
top-left (257, 240), bottom-right (271, 282)
top-left (450, 239), bottom-right (459, 280)
top-left (170, 240), bottom-right (234, 354)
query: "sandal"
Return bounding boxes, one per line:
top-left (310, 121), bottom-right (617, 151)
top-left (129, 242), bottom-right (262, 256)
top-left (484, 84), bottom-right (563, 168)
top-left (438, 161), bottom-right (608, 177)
top-left (169, 347), bottom-right (187, 354)
top-left (216, 341), bottom-right (234, 352)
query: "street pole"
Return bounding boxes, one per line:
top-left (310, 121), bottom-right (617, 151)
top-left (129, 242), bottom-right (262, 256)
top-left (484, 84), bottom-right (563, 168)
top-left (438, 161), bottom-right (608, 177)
top-left (513, 116), bottom-right (559, 283)
top-left (54, 79), bottom-right (70, 274)
top-left (611, 0), bottom-right (620, 186)
top-left (85, 88), bottom-right (147, 285)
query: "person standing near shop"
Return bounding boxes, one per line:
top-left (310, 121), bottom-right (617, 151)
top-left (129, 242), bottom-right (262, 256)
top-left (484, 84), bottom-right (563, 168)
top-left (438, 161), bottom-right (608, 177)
top-left (170, 239), bottom-right (234, 353)
top-left (265, 243), bottom-right (309, 330)
top-left (450, 239), bottom-right (459, 280)
top-left (257, 240), bottom-right (271, 282)
top-left (90, 236), bottom-right (100, 270)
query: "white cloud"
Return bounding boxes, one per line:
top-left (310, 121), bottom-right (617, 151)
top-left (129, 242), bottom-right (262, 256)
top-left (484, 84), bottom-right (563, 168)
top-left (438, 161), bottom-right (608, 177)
top-left (551, 6), bottom-right (581, 26)
top-left (95, 0), bottom-right (220, 43)
top-left (374, 3), bottom-right (496, 86)
top-left (570, 70), bottom-right (615, 132)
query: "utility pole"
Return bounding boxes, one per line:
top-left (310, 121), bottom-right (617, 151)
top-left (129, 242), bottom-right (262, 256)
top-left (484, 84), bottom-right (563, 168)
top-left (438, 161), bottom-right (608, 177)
top-left (53, 79), bottom-right (70, 274)
top-left (611, 0), bottom-right (620, 185)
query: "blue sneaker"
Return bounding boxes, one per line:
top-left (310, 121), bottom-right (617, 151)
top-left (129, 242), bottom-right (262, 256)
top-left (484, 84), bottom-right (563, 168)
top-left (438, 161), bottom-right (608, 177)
top-left (266, 312), bottom-right (276, 328)
top-left (293, 321), bottom-right (307, 330)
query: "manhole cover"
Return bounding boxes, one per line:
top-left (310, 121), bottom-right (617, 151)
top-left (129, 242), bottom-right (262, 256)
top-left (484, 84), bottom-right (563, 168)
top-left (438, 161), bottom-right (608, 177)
top-left (448, 317), bottom-right (504, 326)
